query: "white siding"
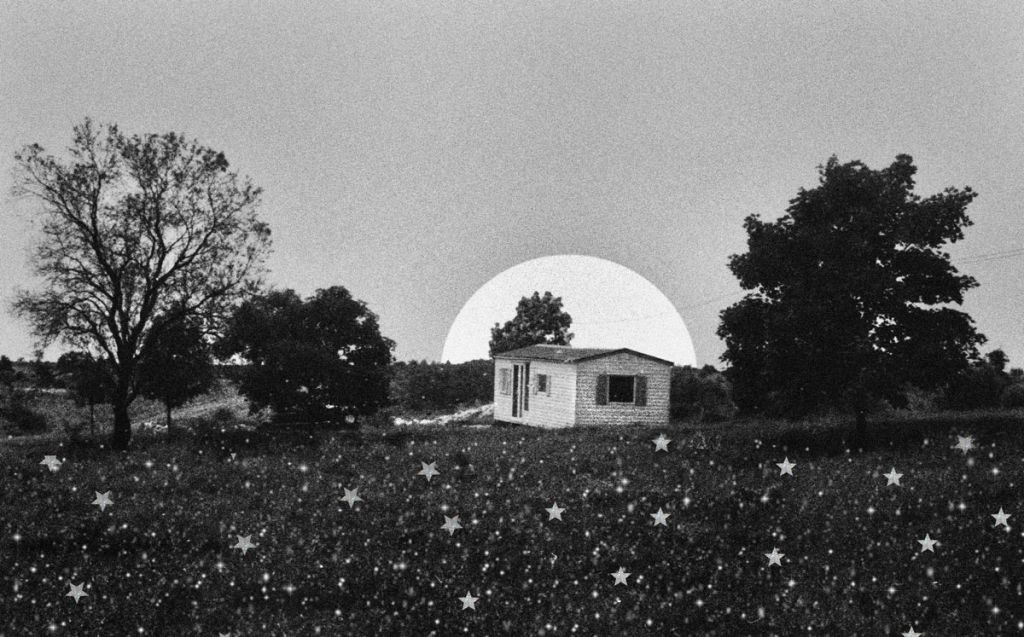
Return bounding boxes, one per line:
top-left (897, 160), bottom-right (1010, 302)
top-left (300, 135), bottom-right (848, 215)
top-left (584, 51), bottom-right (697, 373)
top-left (574, 353), bottom-right (671, 426)
top-left (522, 360), bottom-right (577, 428)
top-left (493, 360), bottom-right (516, 422)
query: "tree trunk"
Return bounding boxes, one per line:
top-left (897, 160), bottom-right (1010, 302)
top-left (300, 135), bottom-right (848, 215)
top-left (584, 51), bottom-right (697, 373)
top-left (111, 394), bottom-right (132, 450)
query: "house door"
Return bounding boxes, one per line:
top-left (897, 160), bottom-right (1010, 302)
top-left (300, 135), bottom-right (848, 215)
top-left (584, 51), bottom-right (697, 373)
top-left (511, 363), bottom-right (530, 418)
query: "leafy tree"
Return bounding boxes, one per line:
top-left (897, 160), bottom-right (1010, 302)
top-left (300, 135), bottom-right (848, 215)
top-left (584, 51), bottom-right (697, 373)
top-left (56, 351), bottom-right (112, 436)
top-left (31, 357), bottom-right (56, 388)
top-left (0, 356), bottom-right (14, 390)
top-left (218, 287), bottom-right (394, 423)
top-left (136, 315), bottom-right (215, 436)
top-left (718, 155), bottom-right (984, 435)
top-left (11, 119), bottom-right (271, 449)
top-left (489, 291), bottom-right (574, 356)
top-left (669, 365), bottom-right (737, 422)
top-left (944, 349), bottom-right (1012, 411)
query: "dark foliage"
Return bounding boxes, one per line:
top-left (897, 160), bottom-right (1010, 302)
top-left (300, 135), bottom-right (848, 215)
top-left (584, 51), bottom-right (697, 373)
top-left (0, 388), bottom-right (48, 433)
top-left (944, 349), bottom-right (1013, 410)
top-left (669, 365), bottom-right (737, 422)
top-left (489, 291), bottom-right (573, 356)
top-left (390, 359), bottom-right (494, 413)
top-left (718, 154), bottom-right (984, 424)
top-left (56, 351), bottom-right (114, 434)
top-left (0, 356), bottom-right (14, 389)
top-left (218, 287), bottom-right (395, 423)
top-left (137, 315), bottom-right (216, 431)
top-left (31, 358), bottom-right (57, 388)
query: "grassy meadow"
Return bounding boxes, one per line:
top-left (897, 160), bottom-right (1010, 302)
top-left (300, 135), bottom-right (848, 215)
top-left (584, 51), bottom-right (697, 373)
top-left (2, 411), bottom-right (1024, 636)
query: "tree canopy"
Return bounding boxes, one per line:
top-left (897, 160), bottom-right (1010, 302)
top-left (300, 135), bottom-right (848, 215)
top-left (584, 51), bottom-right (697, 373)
top-left (489, 291), bottom-right (574, 356)
top-left (56, 351), bottom-right (112, 433)
top-left (11, 119), bottom-right (271, 449)
top-left (218, 287), bottom-right (394, 422)
top-left (137, 314), bottom-right (216, 433)
top-left (717, 154), bottom-right (984, 429)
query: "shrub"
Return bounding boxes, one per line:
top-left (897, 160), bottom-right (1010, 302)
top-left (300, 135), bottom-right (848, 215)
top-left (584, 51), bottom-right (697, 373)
top-left (1001, 384), bottom-right (1024, 409)
top-left (670, 365), bottom-right (737, 422)
top-left (390, 359), bottom-right (493, 413)
top-left (0, 390), bottom-right (48, 433)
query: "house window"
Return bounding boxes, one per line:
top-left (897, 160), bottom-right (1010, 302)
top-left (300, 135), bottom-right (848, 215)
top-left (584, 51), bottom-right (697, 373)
top-left (608, 375), bottom-right (635, 403)
top-left (499, 368), bottom-right (511, 395)
top-left (536, 374), bottom-right (548, 394)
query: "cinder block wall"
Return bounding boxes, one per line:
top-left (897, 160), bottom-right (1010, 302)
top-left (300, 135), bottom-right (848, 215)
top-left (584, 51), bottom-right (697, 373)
top-left (574, 353), bottom-right (670, 426)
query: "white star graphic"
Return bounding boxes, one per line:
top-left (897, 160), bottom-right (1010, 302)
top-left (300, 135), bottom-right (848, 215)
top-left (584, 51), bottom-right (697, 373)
top-left (341, 487), bottom-right (363, 509)
top-left (953, 435), bottom-right (974, 454)
top-left (652, 434), bottom-right (671, 452)
top-left (776, 458), bottom-right (795, 476)
top-left (66, 582), bottom-right (88, 603)
top-left (651, 508), bottom-right (670, 526)
top-left (40, 455), bottom-right (62, 472)
top-left (441, 515), bottom-right (462, 535)
top-left (92, 491), bottom-right (113, 511)
top-left (992, 508), bottom-right (1011, 529)
top-left (883, 468), bottom-right (903, 486)
top-left (458, 591), bottom-right (479, 610)
top-left (546, 503), bottom-right (565, 521)
top-left (917, 534), bottom-right (937, 553)
top-left (765, 547), bottom-right (784, 567)
top-left (418, 461), bottom-right (440, 482)
top-left (232, 534), bottom-right (257, 555)
top-left (610, 566), bottom-right (630, 585)
top-left (902, 627), bottom-right (923, 637)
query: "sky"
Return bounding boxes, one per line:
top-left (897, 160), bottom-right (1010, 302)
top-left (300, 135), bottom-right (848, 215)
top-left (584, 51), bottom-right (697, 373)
top-left (1, 2), bottom-right (1022, 366)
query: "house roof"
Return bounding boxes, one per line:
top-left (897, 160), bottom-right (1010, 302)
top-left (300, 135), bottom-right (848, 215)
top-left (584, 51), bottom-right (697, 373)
top-left (493, 344), bottom-right (673, 366)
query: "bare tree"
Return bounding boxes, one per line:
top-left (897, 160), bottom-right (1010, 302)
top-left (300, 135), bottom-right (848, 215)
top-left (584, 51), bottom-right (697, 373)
top-left (11, 119), bottom-right (271, 449)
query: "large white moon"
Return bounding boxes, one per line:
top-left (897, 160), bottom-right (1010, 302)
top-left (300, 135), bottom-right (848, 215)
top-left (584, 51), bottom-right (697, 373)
top-left (441, 255), bottom-right (696, 366)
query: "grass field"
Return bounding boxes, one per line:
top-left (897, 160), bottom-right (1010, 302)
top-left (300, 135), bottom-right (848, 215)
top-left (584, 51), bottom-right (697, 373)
top-left (2, 411), bottom-right (1023, 636)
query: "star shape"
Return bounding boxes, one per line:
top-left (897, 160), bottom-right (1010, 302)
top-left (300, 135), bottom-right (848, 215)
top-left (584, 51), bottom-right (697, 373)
top-left (765, 547), bottom-right (784, 567)
top-left (418, 461), bottom-right (440, 482)
top-left (40, 455), bottom-right (62, 472)
top-left (902, 628), bottom-right (923, 637)
top-left (341, 487), bottom-right (363, 509)
top-left (458, 591), bottom-right (478, 610)
top-left (66, 582), bottom-right (88, 603)
top-left (883, 468), bottom-right (903, 486)
top-left (917, 533), bottom-right (937, 553)
top-left (953, 435), bottom-right (974, 454)
top-left (610, 566), bottom-right (630, 585)
top-left (992, 507), bottom-right (1011, 529)
top-left (652, 434), bottom-right (671, 452)
top-left (441, 515), bottom-right (462, 535)
top-left (546, 502), bottom-right (565, 521)
top-left (219, 634), bottom-right (231, 637)
top-left (651, 508), bottom-right (670, 526)
top-left (232, 534), bottom-right (257, 555)
top-left (92, 491), bottom-right (113, 511)
top-left (776, 457), bottom-right (795, 476)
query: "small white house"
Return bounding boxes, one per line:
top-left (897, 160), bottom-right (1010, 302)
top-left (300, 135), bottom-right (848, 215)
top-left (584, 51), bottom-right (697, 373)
top-left (493, 344), bottom-right (672, 428)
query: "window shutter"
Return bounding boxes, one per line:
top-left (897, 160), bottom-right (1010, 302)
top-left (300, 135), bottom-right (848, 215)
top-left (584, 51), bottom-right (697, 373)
top-left (596, 374), bottom-right (608, 405)
top-left (635, 375), bottom-right (647, 406)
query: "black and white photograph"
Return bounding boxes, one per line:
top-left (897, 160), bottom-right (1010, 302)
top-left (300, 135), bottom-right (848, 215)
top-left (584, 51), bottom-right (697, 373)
top-left (1, 2), bottom-right (1023, 635)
